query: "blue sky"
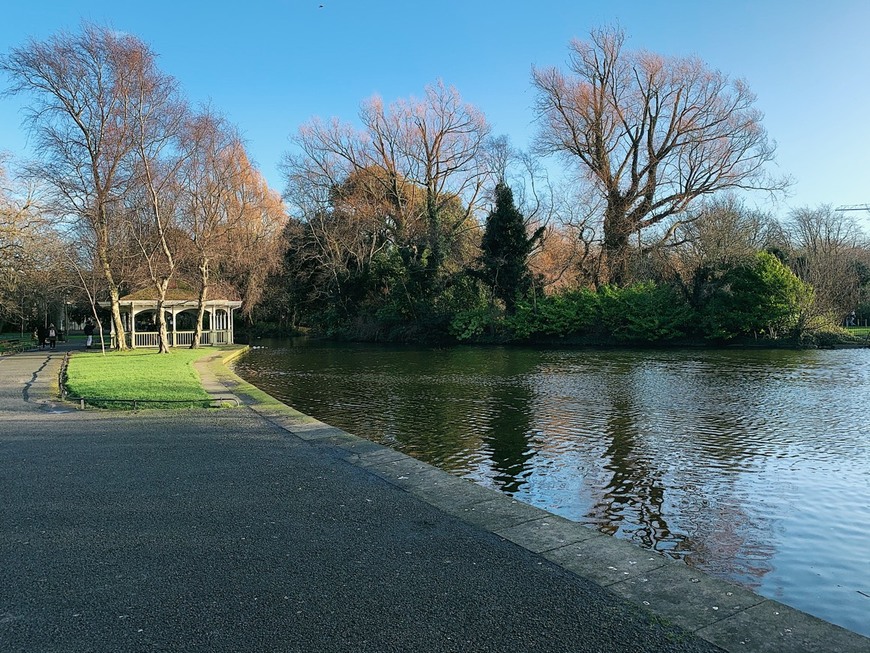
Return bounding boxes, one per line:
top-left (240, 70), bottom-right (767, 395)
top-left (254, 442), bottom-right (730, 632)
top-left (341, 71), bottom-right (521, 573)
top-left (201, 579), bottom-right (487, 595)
top-left (2, 1), bottom-right (870, 221)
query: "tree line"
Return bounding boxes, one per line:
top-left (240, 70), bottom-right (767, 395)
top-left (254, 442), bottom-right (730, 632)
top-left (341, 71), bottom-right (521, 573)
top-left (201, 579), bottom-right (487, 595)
top-left (256, 27), bottom-right (869, 344)
top-left (2, 24), bottom-right (869, 348)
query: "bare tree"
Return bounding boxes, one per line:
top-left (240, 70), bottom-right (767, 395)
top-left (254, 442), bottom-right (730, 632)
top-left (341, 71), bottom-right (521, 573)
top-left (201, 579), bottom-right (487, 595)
top-left (472, 137), bottom-right (601, 293)
top-left (178, 110), bottom-right (241, 348)
top-left (0, 156), bottom-right (67, 333)
top-left (66, 239), bottom-right (109, 353)
top-left (125, 52), bottom-right (187, 353)
top-left (533, 27), bottom-right (785, 285)
top-left (220, 163), bottom-right (287, 321)
top-left (1, 158), bottom-right (44, 291)
top-left (179, 111), bottom-right (286, 344)
top-left (284, 80), bottom-right (491, 285)
top-left (369, 81), bottom-right (491, 273)
top-left (0, 155), bottom-right (43, 265)
top-left (1, 24), bottom-right (151, 348)
top-left (490, 136), bottom-right (557, 231)
top-left (676, 195), bottom-right (777, 269)
top-left (786, 205), bottom-right (869, 319)
top-left (486, 138), bottom-right (598, 294)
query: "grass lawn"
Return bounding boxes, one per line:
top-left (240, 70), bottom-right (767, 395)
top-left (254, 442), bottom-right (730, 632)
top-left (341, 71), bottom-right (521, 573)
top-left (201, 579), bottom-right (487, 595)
top-left (846, 326), bottom-right (870, 337)
top-left (65, 348), bottom-right (217, 409)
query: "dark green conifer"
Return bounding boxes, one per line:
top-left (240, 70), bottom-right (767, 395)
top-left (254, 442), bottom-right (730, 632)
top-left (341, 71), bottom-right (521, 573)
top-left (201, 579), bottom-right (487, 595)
top-left (479, 182), bottom-right (543, 313)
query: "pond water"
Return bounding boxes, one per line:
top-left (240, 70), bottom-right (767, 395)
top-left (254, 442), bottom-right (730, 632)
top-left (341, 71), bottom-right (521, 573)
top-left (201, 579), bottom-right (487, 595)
top-left (234, 340), bottom-right (870, 637)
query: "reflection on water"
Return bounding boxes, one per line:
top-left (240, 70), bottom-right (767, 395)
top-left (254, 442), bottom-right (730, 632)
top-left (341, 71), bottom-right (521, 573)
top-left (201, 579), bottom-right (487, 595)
top-left (235, 340), bottom-right (870, 637)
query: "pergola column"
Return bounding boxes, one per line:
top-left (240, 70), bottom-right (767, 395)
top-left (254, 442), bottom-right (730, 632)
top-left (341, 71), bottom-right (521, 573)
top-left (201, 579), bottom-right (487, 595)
top-left (129, 307), bottom-right (137, 349)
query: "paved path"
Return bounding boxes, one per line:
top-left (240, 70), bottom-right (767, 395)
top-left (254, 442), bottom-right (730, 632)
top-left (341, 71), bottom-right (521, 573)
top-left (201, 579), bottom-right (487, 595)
top-left (1, 345), bottom-right (867, 652)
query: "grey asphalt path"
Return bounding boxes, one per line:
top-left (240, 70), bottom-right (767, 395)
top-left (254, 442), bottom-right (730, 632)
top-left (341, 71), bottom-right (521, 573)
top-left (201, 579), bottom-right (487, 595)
top-left (2, 345), bottom-right (868, 652)
top-left (0, 341), bottom-right (68, 413)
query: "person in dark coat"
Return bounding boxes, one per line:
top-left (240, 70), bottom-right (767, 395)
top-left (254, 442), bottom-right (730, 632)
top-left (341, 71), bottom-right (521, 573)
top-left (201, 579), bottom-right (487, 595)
top-left (84, 319), bottom-right (95, 349)
top-left (37, 324), bottom-right (47, 350)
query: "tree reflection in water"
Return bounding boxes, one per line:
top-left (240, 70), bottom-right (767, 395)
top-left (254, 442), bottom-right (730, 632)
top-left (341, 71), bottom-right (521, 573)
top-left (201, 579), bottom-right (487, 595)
top-left (480, 381), bottom-right (536, 494)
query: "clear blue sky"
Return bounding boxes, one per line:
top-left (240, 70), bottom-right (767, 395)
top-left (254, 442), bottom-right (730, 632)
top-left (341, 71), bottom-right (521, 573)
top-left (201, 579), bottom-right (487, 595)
top-left (2, 0), bottom-right (870, 220)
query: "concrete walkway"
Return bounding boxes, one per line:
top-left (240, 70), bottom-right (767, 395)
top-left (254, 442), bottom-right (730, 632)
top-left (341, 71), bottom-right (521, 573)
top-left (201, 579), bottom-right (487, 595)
top-left (1, 344), bottom-right (867, 652)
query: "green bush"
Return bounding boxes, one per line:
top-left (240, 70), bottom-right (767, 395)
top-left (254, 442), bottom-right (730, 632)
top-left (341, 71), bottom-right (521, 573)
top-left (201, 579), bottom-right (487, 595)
top-left (507, 288), bottom-right (600, 339)
top-left (450, 305), bottom-right (500, 341)
top-left (700, 251), bottom-right (813, 340)
top-left (599, 283), bottom-right (694, 342)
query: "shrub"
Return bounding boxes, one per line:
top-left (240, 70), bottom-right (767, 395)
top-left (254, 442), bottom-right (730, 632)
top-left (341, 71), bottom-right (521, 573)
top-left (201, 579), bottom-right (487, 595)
top-left (700, 251), bottom-right (814, 340)
top-left (450, 305), bottom-right (501, 341)
top-left (507, 288), bottom-right (600, 340)
top-left (599, 283), bottom-right (694, 342)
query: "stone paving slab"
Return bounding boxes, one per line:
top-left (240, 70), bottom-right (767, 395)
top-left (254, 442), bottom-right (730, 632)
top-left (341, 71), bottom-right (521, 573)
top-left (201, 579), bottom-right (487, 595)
top-left (286, 421), bottom-right (346, 439)
top-left (541, 534), bottom-right (671, 586)
top-left (254, 407), bottom-right (318, 427)
top-left (696, 600), bottom-right (870, 653)
top-left (400, 470), bottom-right (506, 512)
top-left (495, 515), bottom-right (601, 553)
top-left (331, 434), bottom-right (389, 457)
top-left (607, 561), bottom-right (766, 630)
top-left (353, 445), bottom-right (412, 469)
top-left (370, 463), bottom-right (465, 493)
top-left (445, 496), bottom-right (550, 532)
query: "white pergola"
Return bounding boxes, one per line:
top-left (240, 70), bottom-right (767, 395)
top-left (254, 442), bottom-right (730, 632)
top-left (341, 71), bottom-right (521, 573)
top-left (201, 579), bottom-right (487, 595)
top-left (101, 295), bottom-right (242, 348)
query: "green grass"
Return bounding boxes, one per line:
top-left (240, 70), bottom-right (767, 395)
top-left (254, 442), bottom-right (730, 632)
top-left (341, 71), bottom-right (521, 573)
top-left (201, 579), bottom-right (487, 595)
top-left (66, 348), bottom-right (215, 409)
top-left (846, 326), bottom-right (870, 337)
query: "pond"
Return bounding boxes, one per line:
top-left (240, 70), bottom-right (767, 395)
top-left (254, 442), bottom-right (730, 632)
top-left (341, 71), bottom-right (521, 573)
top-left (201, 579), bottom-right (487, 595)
top-left (234, 339), bottom-right (870, 637)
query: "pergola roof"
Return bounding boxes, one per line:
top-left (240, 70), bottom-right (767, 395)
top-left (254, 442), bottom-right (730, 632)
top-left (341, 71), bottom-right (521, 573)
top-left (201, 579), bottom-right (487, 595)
top-left (120, 285), bottom-right (241, 303)
top-left (99, 294), bottom-right (242, 310)
top-left (121, 288), bottom-right (201, 301)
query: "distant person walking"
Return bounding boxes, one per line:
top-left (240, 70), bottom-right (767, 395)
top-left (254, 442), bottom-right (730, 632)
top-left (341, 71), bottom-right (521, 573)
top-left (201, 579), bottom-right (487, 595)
top-left (48, 323), bottom-right (57, 350)
top-left (84, 320), bottom-right (95, 349)
top-left (37, 324), bottom-right (47, 350)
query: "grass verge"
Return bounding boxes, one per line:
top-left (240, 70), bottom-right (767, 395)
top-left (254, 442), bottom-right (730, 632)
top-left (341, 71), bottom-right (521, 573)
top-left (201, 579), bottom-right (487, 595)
top-left (65, 348), bottom-right (218, 409)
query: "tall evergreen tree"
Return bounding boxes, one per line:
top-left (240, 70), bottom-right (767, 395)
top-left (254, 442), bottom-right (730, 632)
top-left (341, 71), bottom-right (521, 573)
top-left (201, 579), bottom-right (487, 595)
top-left (480, 182), bottom-right (543, 313)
